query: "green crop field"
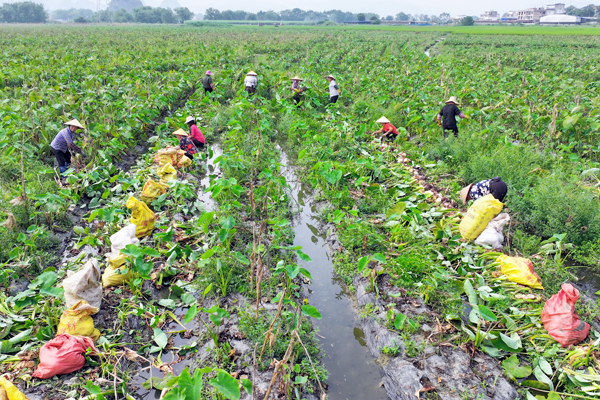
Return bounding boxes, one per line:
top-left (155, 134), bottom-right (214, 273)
top-left (1, 24), bottom-right (600, 399)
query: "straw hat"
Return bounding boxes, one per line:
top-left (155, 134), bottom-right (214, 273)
top-left (172, 128), bottom-right (188, 137)
top-left (445, 96), bottom-right (459, 105)
top-left (325, 75), bottom-right (334, 79)
top-left (247, 71), bottom-right (258, 76)
top-left (64, 119), bottom-right (84, 129)
top-left (459, 183), bottom-right (474, 204)
top-left (185, 116), bottom-right (195, 124)
top-left (291, 76), bottom-right (303, 81)
top-left (205, 70), bottom-right (213, 75)
top-left (376, 116), bottom-right (390, 124)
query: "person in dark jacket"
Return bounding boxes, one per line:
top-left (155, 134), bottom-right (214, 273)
top-left (437, 96), bottom-right (468, 138)
top-left (202, 70), bottom-right (214, 94)
top-left (50, 119), bottom-right (86, 177)
top-left (460, 177), bottom-right (508, 204)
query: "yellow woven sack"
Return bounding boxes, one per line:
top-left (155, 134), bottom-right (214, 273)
top-left (102, 254), bottom-right (133, 287)
top-left (57, 300), bottom-right (101, 341)
top-left (126, 196), bottom-right (155, 238)
top-left (459, 194), bottom-right (503, 241)
top-left (0, 376), bottom-right (29, 400)
top-left (140, 179), bottom-right (167, 202)
top-left (176, 150), bottom-right (192, 168)
top-left (155, 148), bottom-right (180, 167)
top-left (157, 163), bottom-right (177, 183)
top-left (498, 254), bottom-right (544, 290)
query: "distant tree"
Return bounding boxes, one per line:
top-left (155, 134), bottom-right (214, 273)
top-left (438, 12), bottom-right (450, 23)
top-left (245, 13), bottom-right (256, 20)
top-left (112, 8), bottom-right (132, 22)
top-left (395, 12), bottom-right (409, 20)
top-left (132, 6), bottom-right (173, 23)
top-left (108, 0), bottom-right (143, 13)
top-left (204, 7), bottom-right (220, 20)
top-left (74, 16), bottom-right (88, 22)
top-left (0, 2), bottom-right (46, 23)
top-left (385, 15), bottom-right (393, 20)
top-left (92, 9), bottom-right (112, 22)
top-left (52, 8), bottom-right (94, 20)
top-left (158, 7), bottom-right (176, 23)
top-left (371, 17), bottom-right (381, 24)
top-left (262, 10), bottom-right (279, 20)
top-left (174, 7), bottom-right (193, 23)
top-left (461, 16), bottom-right (474, 26)
top-left (357, 13), bottom-right (365, 21)
top-left (280, 8), bottom-right (305, 21)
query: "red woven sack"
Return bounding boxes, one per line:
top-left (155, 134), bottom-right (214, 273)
top-left (541, 283), bottom-right (590, 347)
top-left (32, 334), bottom-right (97, 379)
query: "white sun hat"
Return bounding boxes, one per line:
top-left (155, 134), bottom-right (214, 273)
top-left (376, 116), bottom-right (390, 123)
top-left (247, 71), bottom-right (258, 76)
top-left (185, 116), bottom-right (196, 124)
top-left (64, 119), bottom-right (84, 129)
top-left (445, 96), bottom-right (459, 105)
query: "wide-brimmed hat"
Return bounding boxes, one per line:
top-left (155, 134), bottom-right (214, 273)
top-left (185, 116), bottom-right (196, 124)
top-left (64, 119), bottom-right (84, 129)
top-left (445, 96), bottom-right (459, 105)
top-left (291, 76), bottom-right (303, 81)
top-left (172, 128), bottom-right (188, 137)
top-left (376, 116), bottom-right (390, 123)
top-left (205, 70), bottom-right (213, 75)
top-left (247, 71), bottom-right (258, 76)
top-left (325, 75), bottom-right (334, 79)
top-left (459, 183), bottom-right (474, 204)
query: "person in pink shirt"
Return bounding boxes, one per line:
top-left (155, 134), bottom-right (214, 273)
top-left (185, 116), bottom-right (205, 150)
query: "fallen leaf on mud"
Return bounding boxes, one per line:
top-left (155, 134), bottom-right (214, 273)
top-left (9, 196), bottom-right (26, 206)
top-left (228, 348), bottom-right (237, 360)
top-left (2, 212), bottom-right (16, 229)
top-left (124, 348), bottom-right (142, 362)
top-left (234, 332), bottom-right (246, 340)
top-left (158, 363), bottom-right (173, 374)
top-left (231, 371), bottom-right (239, 379)
top-left (415, 386), bottom-right (436, 398)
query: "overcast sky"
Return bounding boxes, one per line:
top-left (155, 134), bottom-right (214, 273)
top-left (168, 0), bottom-right (595, 16)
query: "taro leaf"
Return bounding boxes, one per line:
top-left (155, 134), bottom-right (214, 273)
top-left (285, 264), bottom-right (300, 279)
top-left (490, 338), bottom-right (522, 353)
top-left (299, 268), bottom-right (312, 280)
top-left (500, 332), bottom-right (522, 350)
top-left (295, 376), bottom-right (308, 384)
top-left (464, 279), bottom-right (478, 306)
top-left (134, 257), bottom-right (153, 277)
top-left (301, 305), bottom-right (322, 319)
top-left (394, 313), bottom-right (407, 330)
top-left (181, 293), bottom-right (196, 305)
top-left (296, 250), bottom-right (312, 262)
top-left (218, 228), bottom-right (229, 243)
top-left (241, 378), bottom-right (253, 395)
top-left (358, 256), bottom-right (369, 273)
top-left (143, 374), bottom-right (179, 390)
top-left (386, 202), bottom-right (406, 218)
top-left (29, 271), bottom-right (57, 290)
top-left (534, 366), bottom-right (554, 391)
top-left (546, 392), bottom-right (561, 400)
top-left (478, 305), bottom-right (497, 322)
top-left (372, 253), bottom-right (387, 264)
top-left (158, 299), bottom-right (176, 309)
top-left (179, 366), bottom-right (211, 399)
top-left (8, 328), bottom-right (31, 344)
top-left (153, 328), bottom-right (168, 350)
top-left (233, 251), bottom-right (250, 265)
top-left (201, 248), bottom-right (215, 259)
top-left (209, 370), bottom-right (240, 400)
top-left (221, 216), bottom-right (236, 230)
top-left (537, 357), bottom-right (553, 376)
top-left (121, 244), bottom-right (143, 258)
top-left (502, 355), bottom-right (532, 380)
top-left (184, 304), bottom-right (198, 324)
top-left (521, 380), bottom-right (550, 391)
top-left (481, 345), bottom-right (501, 358)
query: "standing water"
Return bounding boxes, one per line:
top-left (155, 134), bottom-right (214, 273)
top-left (280, 149), bottom-right (388, 400)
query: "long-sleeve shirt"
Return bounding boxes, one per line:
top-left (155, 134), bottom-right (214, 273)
top-left (189, 124), bottom-right (205, 144)
top-left (179, 137), bottom-right (197, 155)
top-left (50, 127), bottom-right (73, 153)
top-left (201, 75), bottom-right (213, 89)
top-left (244, 76), bottom-right (257, 88)
top-left (437, 104), bottom-right (466, 130)
top-left (382, 123), bottom-right (398, 135)
top-left (328, 80), bottom-right (339, 97)
top-left (292, 81), bottom-right (300, 93)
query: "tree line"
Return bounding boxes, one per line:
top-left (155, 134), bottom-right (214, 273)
top-left (0, 2), bottom-right (46, 23)
top-left (92, 6), bottom-right (193, 23)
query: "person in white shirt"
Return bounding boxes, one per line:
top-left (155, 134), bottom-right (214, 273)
top-left (244, 71), bottom-right (258, 95)
top-left (325, 74), bottom-right (340, 103)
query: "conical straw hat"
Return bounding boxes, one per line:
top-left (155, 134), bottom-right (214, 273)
top-left (291, 76), bottom-right (303, 81)
top-left (376, 116), bottom-right (390, 123)
top-left (247, 71), bottom-right (258, 76)
top-left (172, 128), bottom-right (188, 137)
top-left (64, 119), bottom-right (84, 129)
top-left (325, 74), bottom-right (334, 79)
top-left (445, 96), bottom-right (459, 105)
top-left (459, 184), bottom-right (474, 204)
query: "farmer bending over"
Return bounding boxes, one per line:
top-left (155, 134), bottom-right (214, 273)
top-left (50, 119), bottom-right (86, 178)
top-left (437, 96), bottom-right (468, 138)
top-left (460, 177), bottom-right (508, 204)
top-left (185, 116), bottom-right (205, 150)
top-left (173, 129), bottom-right (197, 160)
top-left (372, 116), bottom-right (399, 142)
top-left (244, 71), bottom-right (258, 95)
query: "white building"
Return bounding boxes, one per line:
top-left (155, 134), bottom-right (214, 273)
top-left (540, 14), bottom-right (580, 23)
top-left (545, 3), bottom-right (566, 15)
top-left (517, 7), bottom-right (546, 22)
top-left (480, 10), bottom-right (499, 20)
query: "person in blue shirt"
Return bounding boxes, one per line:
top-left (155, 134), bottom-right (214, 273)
top-left (50, 119), bottom-right (85, 177)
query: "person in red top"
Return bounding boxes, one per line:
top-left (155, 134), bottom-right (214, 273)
top-left (372, 116), bottom-right (399, 142)
top-left (185, 116), bottom-right (205, 149)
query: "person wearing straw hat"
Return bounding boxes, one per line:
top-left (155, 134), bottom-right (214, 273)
top-left (325, 75), bottom-right (340, 104)
top-left (291, 76), bottom-right (306, 107)
top-left (201, 70), bottom-right (215, 94)
top-left (173, 128), bottom-right (197, 160)
top-left (372, 116), bottom-right (399, 142)
top-left (460, 177), bottom-right (508, 204)
top-left (437, 96), bottom-right (468, 138)
top-left (244, 71), bottom-right (258, 95)
top-left (50, 119), bottom-right (86, 177)
top-left (185, 116), bottom-right (205, 150)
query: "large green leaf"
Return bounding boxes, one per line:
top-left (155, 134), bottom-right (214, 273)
top-left (153, 328), bottom-right (168, 350)
top-left (478, 305), bottom-right (497, 322)
top-left (301, 305), bottom-right (322, 319)
top-left (209, 370), bottom-right (240, 400)
top-left (502, 355), bottom-right (532, 380)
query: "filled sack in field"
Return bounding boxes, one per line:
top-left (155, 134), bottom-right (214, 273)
top-left (107, 224), bottom-right (139, 258)
top-left (102, 254), bottom-right (133, 287)
top-left (497, 254), bottom-right (543, 289)
top-left (542, 283), bottom-right (590, 347)
top-left (459, 194), bottom-right (504, 241)
top-left (140, 179), bottom-right (167, 202)
top-left (62, 258), bottom-right (102, 311)
top-left (154, 148), bottom-right (181, 167)
top-left (157, 162), bottom-right (177, 184)
top-left (56, 300), bottom-right (101, 341)
top-left (32, 334), bottom-right (97, 379)
top-left (126, 196), bottom-right (155, 238)
top-left (177, 154), bottom-right (192, 169)
top-left (0, 376), bottom-right (28, 400)
top-left (474, 213), bottom-right (510, 249)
